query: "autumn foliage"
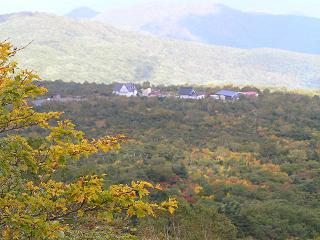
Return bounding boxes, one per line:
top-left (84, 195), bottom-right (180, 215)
top-left (0, 41), bottom-right (177, 239)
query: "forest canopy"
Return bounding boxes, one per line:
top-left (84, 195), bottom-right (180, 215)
top-left (37, 80), bottom-right (320, 240)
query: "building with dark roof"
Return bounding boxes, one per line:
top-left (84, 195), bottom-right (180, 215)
top-left (179, 87), bottom-right (207, 100)
top-left (179, 87), bottom-right (197, 99)
top-left (216, 90), bottom-right (241, 100)
top-left (113, 83), bottom-right (138, 97)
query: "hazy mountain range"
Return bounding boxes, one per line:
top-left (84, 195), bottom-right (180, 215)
top-left (67, 7), bottom-right (99, 20)
top-left (1, 12), bottom-right (320, 89)
top-left (94, 1), bottom-right (320, 55)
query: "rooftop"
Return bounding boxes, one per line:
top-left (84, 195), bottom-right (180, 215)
top-left (113, 83), bottom-right (137, 92)
top-left (179, 87), bottom-right (196, 96)
top-left (216, 90), bottom-right (240, 97)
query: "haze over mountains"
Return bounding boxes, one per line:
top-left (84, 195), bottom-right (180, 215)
top-left (66, 7), bottom-right (99, 20)
top-left (1, 5), bottom-right (320, 89)
top-left (95, 1), bottom-right (320, 55)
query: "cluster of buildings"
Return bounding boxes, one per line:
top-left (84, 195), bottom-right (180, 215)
top-left (32, 83), bottom-right (258, 108)
top-left (112, 83), bottom-right (259, 100)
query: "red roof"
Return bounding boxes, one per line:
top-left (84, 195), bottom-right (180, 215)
top-left (242, 91), bottom-right (259, 96)
top-left (149, 90), bottom-right (162, 97)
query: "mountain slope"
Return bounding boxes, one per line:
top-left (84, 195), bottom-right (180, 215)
top-left (1, 12), bottom-right (320, 89)
top-left (95, 1), bottom-right (320, 54)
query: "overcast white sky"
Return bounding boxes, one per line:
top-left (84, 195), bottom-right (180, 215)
top-left (0, 0), bottom-right (319, 18)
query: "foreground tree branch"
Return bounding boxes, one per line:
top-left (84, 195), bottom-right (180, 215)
top-left (0, 41), bottom-right (177, 240)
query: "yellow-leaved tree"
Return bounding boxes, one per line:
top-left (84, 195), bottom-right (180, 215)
top-left (0, 41), bottom-right (177, 239)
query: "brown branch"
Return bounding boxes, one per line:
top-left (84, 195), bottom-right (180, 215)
top-left (7, 40), bottom-right (34, 57)
top-left (0, 121), bottom-right (40, 134)
top-left (0, 111), bottom-right (36, 128)
top-left (48, 200), bottom-right (87, 221)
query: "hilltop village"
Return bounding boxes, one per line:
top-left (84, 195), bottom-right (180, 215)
top-left (112, 83), bottom-right (259, 100)
top-left (33, 82), bottom-right (259, 106)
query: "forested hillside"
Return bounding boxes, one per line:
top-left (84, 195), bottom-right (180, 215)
top-left (32, 81), bottom-right (320, 239)
top-left (1, 13), bottom-right (320, 89)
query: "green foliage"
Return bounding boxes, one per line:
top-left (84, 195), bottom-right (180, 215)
top-left (140, 202), bottom-right (237, 240)
top-left (239, 200), bottom-right (320, 240)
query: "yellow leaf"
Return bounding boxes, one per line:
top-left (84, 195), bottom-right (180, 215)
top-left (168, 207), bottom-right (175, 215)
top-left (127, 206), bottom-right (136, 216)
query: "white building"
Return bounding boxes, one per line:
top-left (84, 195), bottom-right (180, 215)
top-left (141, 88), bottom-right (152, 97)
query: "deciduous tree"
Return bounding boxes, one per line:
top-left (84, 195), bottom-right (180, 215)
top-left (0, 41), bottom-right (177, 239)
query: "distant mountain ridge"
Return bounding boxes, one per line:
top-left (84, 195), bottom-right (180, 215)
top-left (1, 12), bottom-right (320, 89)
top-left (95, 1), bottom-right (320, 54)
top-left (0, 12), bottom-right (35, 22)
top-left (67, 7), bottom-right (99, 19)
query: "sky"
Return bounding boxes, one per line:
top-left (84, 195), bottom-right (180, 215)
top-left (0, 0), bottom-right (320, 18)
